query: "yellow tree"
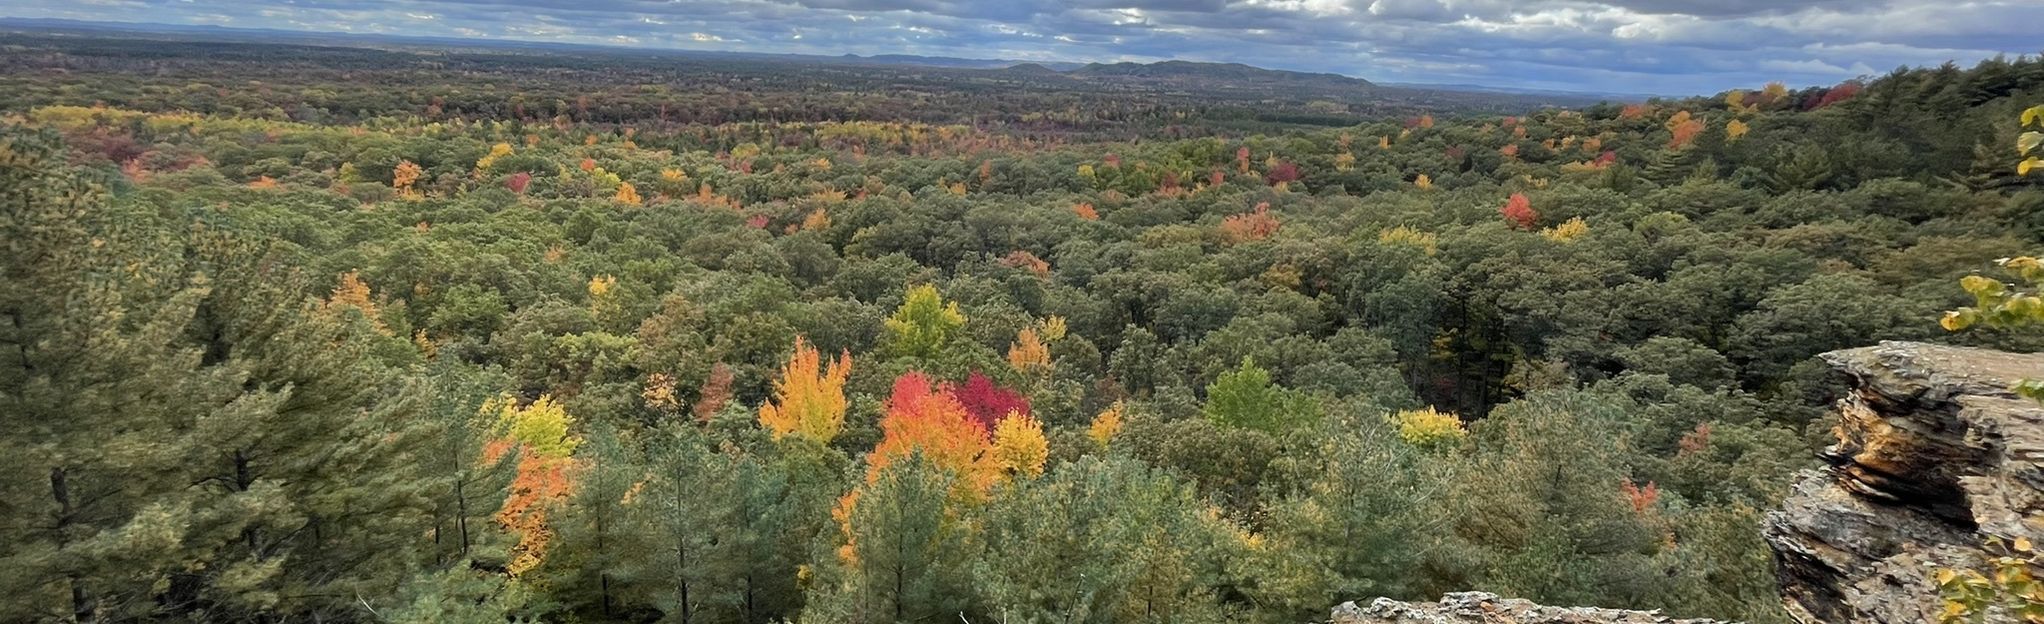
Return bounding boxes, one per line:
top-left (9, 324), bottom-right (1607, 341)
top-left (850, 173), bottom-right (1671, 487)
top-left (614, 181), bottom-right (642, 205)
top-left (1087, 401), bottom-right (1125, 447)
top-left (1391, 406), bottom-right (1465, 450)
top-left (393, 159), bottom-right (423, 197)
top-left (985, 414), bottom-right (1048, 479)
top-left (1006, 326), bottom-right (1051, 374)
top-left (758, 336), bottom-right (853, 444)
top-left (325, 270), bottom-right (389, 334)
top-left (475, 142), bottom-right (513, 174)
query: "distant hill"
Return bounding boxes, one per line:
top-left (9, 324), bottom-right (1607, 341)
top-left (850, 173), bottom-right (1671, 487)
top-left (0, 17), bottom-right (1616, 111)
top-left (1075, 60), bottom-right (1373, 87)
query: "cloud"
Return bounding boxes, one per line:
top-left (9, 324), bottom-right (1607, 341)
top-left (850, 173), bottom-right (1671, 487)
top-left (0, 0), bottom-right (2034, 94)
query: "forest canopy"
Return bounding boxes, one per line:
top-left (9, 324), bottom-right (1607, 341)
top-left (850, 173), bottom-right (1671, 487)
top-left (4, 33), bottom-right (2043, 624)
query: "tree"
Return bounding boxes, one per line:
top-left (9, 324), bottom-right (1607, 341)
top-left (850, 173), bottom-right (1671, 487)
top-left (1448, 390), bottom-right (1666, 610)
top-left (870, 372), bottom-right (988, 481)
top-left (1391, 407), bottom-right (1467, 450)
top-left (542, 426), bottom-right (643, 620)
top-left (986, 414), bottom-right (1048, 479)
top-left (945, 371), bottom-right (1029, 434)
top-left (1203, 358), bottom-right (1313, 434)
top-left (487, 394), bottom-right (582, 577)
top-left (1006, 326), bottom-right (1052, 374)
top-left (1, 126), bottom-right (223, 622)
top-left (805, 456), bottom-right (975, 624)
top-left (759, 337), bottom-right (853, 444)
top-left (882, 284), bottom-right (964, 360)
top-left (1219, 202), bottom-right (1280, 243)
top-left (1501, 193), bottom-right (1538, 230)
top-left (1254, 418), bottom-right (1439, 618)
top-left (1666, 111), bottom-right (1705, 149)
top-left (1088, 402), bottom-right (1125, 447)
top-left (974, 457), bottom-right (1239, 624)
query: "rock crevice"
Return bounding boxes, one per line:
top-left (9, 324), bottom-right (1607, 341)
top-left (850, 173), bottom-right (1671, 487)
top-left (1765, 341), bottom-right (2043, 623)
top-left (1334, 341), bottom-right (2043, 624)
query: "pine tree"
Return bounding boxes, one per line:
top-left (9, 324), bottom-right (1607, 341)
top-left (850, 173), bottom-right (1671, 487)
top-left (1, 124), bottom-right (218, 623)
top-left (1254, 417), bottom-right (1439, 619)
top-left (805, 456), bottom-right (975, 624)
top-left (975, 457), bottom-right (1238, 624)
top-left (629, 423), bottom-right (740, 624)
top-left (542, 426), bottom-right (644, 620)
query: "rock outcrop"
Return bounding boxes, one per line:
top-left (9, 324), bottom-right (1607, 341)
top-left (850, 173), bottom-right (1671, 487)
top-left (1764, 341), bottom-right (2043, 623)
top-left (1331, 592), bottom-right (1732, 624)
top-left (1334, 341), bottom-right (2043, 624)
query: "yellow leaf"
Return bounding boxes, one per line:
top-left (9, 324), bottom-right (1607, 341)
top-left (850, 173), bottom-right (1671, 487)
top-left (1940, 311), bottom-right (1970, 332)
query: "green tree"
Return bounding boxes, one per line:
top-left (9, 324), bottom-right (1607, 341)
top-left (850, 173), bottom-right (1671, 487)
top-left (882, 284), bottom-right (965, 360)
top-left (803, 455), bottom-right (975, 624)
top-left (1248, 415), bottom-right (1440, 621)
top-left (975, 457), bottom-right (1239, 624)
top-left (1, 125), bottom-right (217, 623)
top-left (1203, 358), bottom-right (1314, 434)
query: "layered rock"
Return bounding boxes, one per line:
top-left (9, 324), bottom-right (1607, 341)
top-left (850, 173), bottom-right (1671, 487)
top-left (1764, 341), bottom-right (2044, 623)
top-left (1334, 341), bottom-right (2043, 624)
top-left (1331, 592), bottom-right (1732, 624)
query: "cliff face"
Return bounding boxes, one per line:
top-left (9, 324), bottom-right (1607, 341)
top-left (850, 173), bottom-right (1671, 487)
top-left (1765, 341), bottom-right (2044, 623)
top-left (1335, 341), bottom-right (2043, 624)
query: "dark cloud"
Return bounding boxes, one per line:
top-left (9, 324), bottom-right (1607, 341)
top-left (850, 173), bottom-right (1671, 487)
top-left (3, 0), bottom-right (2033, 94)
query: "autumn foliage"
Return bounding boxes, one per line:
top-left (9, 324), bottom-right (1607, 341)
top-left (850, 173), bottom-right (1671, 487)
top-left (1501, 193), bottom-right (1537, 230)
top-left (947, 371), bottom-right (1030, 433)
top-left (1006, 326), bottom-right (1052, 373)
top-left (1087, 401), bottom-right (1125, 447)
top-left (482, 394), bottom-right (582, 576)
top-left (1666, 111), bottom-right (1705, 149)
top-left (1220, 202), bottom-right (1280, 243)
top-left (759, 336), bottom-right (853, 444)
top-left (506, 171), bottom-right (532, 194)
top-left (870, 372), bottom-right (990, 478)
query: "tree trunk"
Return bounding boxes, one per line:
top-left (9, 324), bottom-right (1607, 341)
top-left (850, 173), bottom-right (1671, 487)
top-left (51, 467), bottom-right (95, 623)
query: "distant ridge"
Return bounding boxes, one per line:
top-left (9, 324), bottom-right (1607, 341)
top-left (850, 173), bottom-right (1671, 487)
top-left (1075, 60), bottom-right (1374, 88)
top-left (0, 16), bottom-right (1616, 105)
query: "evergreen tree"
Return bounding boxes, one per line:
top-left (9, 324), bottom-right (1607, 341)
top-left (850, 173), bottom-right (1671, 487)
top-left (804, 455), bottom-right (975, 624)
top-left (1253, 416), bottom-right (1440, 619)
top-left (975, 457), bottom-right (1239, 624)
top-left (0, 124), bottom-right (218, 623)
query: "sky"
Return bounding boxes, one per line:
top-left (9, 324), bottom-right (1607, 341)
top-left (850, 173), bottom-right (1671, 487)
top-left (6, 0), bottom-right (2040, 94)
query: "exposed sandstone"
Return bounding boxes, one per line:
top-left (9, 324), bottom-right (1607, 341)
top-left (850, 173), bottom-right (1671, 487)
top-left (1764, 341), bottom-right (2043, 623)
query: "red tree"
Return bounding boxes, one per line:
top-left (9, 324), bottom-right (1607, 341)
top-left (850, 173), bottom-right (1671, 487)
top-left (944, 371), bottom-right (1030, 434)
top-left (1263, 160), bottom-right (1300, 186)
top-left (1501, 193), bottom-right (1537, 230)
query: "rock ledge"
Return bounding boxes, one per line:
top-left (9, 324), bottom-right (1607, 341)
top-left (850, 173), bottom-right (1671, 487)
top-left (1331, 591), bottom-right (1732, 623)
top-left (1763, 341), bottom-right (2043, 623)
